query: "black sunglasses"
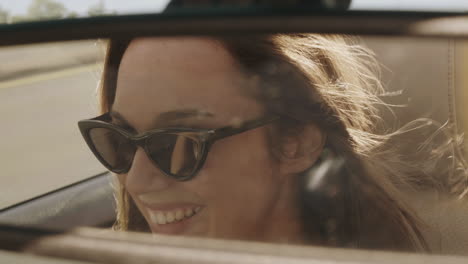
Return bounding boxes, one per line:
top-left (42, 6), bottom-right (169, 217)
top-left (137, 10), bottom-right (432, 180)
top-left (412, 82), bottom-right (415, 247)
top-left (78, 112), bottom-right (279, 181)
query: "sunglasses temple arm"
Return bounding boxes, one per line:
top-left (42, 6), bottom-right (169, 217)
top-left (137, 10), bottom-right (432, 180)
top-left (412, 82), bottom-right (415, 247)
top-left (210, 116), bottom-right (279, 141)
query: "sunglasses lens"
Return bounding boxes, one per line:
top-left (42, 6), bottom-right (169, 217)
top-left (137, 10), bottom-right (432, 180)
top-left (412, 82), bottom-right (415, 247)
top-left (146, 134), bottom-right (201, 179)
top-left (89, 127), bottom-right (135, 172)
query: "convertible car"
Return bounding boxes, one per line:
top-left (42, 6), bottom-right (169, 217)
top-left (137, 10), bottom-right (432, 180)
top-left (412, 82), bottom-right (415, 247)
top-left (1, 0), bottom-right (468, 263)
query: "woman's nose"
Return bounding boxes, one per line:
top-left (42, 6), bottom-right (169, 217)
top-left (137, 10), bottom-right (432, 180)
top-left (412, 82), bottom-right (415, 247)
top-left (124, 147), bottom-right (174, 193)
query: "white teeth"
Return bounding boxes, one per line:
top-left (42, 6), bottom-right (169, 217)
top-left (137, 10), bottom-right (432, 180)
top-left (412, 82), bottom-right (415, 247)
top-left (175, 210), bottom-right (184, 221)
top-left (166, 211), bottom-right (175, 223)
top-left (149, 211), bottom-right (158, 224)
top-left (156, 212), bottom-right (166, 225)
top-left (185, 208), bottom-right (194, 217)
top-left (149, 207), bottom-right (202, 225)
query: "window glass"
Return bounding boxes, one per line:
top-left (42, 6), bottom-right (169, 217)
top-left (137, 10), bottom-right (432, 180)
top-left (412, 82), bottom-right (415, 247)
top-left (0, 0), bottom-right (466, 26)
top-left (0, 0), bottom-right (170, 24)
top-left (0, 40), bottom-right (105, 209)
top-left (1, 34), bottom-right (468, 257)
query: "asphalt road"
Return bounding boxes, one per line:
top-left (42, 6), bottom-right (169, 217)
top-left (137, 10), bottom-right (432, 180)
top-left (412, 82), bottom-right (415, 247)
top-left (0, 64), bottom-right (106, 209)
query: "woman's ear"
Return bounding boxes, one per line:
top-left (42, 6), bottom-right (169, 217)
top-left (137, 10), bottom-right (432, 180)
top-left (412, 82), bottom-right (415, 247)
top-left (278, 124), bottom-right (325, 175)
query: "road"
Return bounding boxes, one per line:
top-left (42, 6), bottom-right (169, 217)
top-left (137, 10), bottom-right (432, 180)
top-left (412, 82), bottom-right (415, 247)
top-left (0, 64), bottom-right (107, 209)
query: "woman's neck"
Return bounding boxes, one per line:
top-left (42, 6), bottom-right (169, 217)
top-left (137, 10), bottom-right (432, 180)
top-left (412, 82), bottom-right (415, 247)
top-left (261, 174), bottom-right (307, 245)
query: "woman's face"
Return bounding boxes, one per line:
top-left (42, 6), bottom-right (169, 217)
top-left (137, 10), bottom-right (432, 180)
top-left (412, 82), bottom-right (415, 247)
top-left (112, 37), bottom-right (303, 242)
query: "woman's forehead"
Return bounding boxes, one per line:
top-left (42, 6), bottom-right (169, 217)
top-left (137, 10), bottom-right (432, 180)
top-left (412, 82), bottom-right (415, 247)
top-left (121, 37), bottom-right (236, 73)
top-left (113, 37), bottom-right (263, 131)
top-left (116, 36), bottom-right (247, 103)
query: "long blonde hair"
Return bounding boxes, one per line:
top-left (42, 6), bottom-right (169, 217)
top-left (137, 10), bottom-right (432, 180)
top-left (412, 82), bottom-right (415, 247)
top-left (98, 34), bottom-right (466, 251)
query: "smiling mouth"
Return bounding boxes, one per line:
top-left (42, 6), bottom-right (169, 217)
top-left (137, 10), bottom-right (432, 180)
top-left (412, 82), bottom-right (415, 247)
top-left (148, 206), bottom-right (202, 225)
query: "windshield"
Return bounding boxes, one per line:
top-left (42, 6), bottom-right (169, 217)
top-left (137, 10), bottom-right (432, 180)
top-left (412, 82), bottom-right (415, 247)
top-left (0, 0), bottom-right (467, 25)
top-left (2, 33), bottom-right (468, 255)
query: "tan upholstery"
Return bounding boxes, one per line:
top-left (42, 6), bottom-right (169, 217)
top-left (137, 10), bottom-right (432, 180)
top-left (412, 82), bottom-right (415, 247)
top-left (362, 36), bottom-right (468, 255)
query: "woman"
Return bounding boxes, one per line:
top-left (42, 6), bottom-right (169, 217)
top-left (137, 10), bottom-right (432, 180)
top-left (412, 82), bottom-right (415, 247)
top-left (79, 34), bottom-right (431, 251)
